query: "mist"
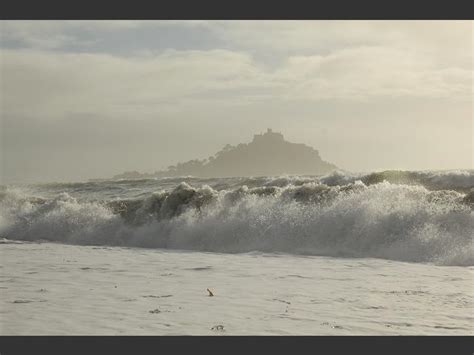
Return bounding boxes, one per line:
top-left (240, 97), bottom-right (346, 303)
top-left (1, 20), bottom-right (472, 183)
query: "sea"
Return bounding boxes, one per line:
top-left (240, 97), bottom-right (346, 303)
top-left (1, 170), bottom-right (473, 335)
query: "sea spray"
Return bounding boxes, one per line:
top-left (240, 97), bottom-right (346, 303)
top-left (0, 172), bottom-right (473, 266)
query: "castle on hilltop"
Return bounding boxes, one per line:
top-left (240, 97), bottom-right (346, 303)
top-left (252, 128), bottom-right (284, 143)
top-left (113, 128), bottom-right (338, 179)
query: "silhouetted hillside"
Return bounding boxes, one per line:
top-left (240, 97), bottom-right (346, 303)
top-left (113, 129), bottom-right (338, 179)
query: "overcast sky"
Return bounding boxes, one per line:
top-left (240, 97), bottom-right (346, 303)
top-left (1, 20), bottom-right (472, 183)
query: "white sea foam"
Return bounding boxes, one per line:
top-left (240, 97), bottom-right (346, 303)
top-left (2, 242), bottom-right (472, 335)
top-left (1, 174), bottom-right (472, 266)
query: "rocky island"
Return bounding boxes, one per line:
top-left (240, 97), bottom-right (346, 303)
top-left (113, 129), bottom-right (338, 179)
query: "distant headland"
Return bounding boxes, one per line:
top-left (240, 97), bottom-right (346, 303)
top-left (112, 129), bottom-right (338, 179)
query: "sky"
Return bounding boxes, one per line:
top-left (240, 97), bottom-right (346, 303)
top-left (0, 20), bottom-right (473, 183)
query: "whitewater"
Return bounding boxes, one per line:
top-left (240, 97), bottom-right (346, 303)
top-left (1, 170), bottom-right (473, 335)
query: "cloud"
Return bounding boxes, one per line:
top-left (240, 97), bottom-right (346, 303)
top-left (0, 20), bottom-right (215, 52)
top-left (1, 21), bottom-right (472, 182)
top-left (1, 48), bottom-right (265, 120)
top-left (207, 21), bottom-right (472, 65)
top-left (1, 38), bottom-right (471, 123)
top-left (277, 46), bottom-right (473, 101)
top-left (2, 21), bottom-right (471, 65)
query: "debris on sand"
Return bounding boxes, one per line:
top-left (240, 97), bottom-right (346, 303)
top-left (149, 307), bottom-right (172, 314)
top-left (272, 298), bottom-right (290, 305)
top-left (211, 325), bottom-right (224, 331)
top-left (207, 288), bottom-right (214, 297)
top-left (321, 322), bottom-right (343, 330)
top-left (12, 299), bottom-right (47, 304)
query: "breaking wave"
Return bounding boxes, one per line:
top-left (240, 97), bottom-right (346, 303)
top-left (0, 174), bottom-right (473, 266)
top-left (320, 170), bottom-right (474, 192)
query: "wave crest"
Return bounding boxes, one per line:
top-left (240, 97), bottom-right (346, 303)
top-left (0, 180), bottom-right (472, 266)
